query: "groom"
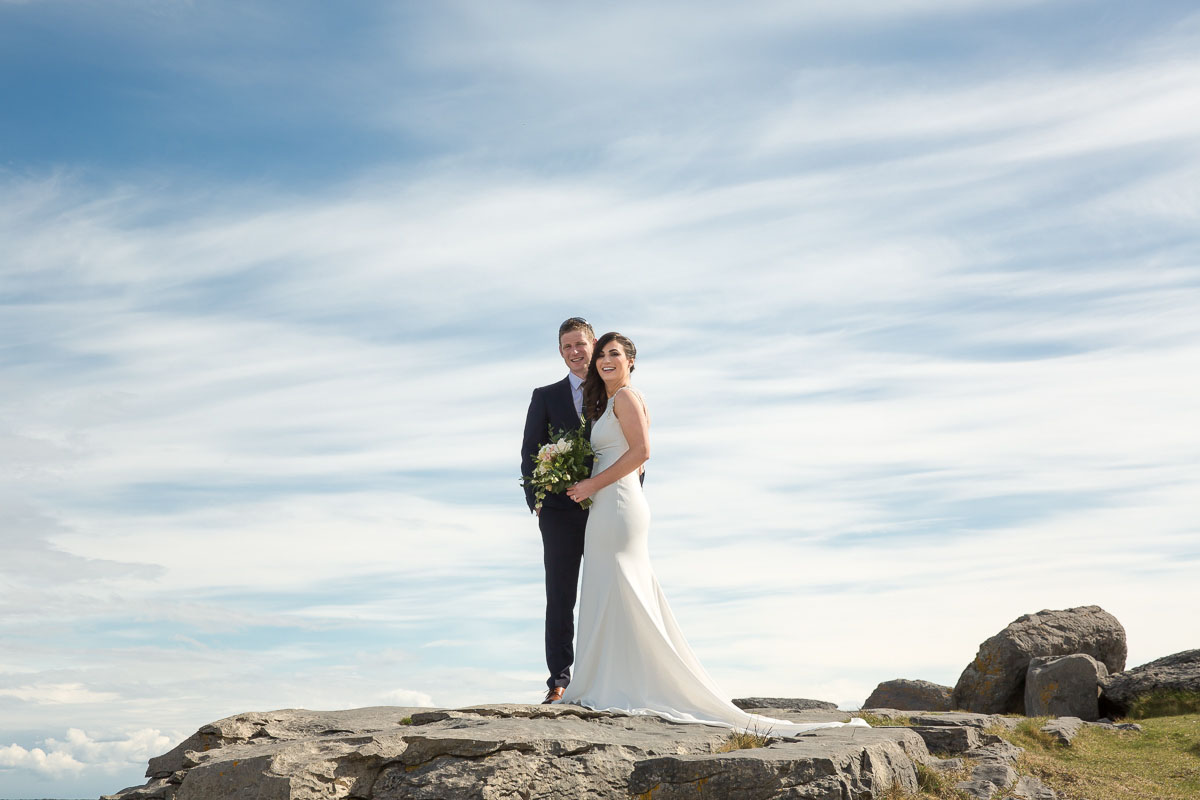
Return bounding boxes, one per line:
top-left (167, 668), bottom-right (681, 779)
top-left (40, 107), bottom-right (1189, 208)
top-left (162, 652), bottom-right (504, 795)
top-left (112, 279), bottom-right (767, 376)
top-left (522, 317), bottom-right (595, 704)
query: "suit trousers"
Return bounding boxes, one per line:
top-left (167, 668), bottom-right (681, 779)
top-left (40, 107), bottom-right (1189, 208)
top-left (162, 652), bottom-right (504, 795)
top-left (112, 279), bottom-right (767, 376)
top-left (539, 503), bottom-right (587, 690)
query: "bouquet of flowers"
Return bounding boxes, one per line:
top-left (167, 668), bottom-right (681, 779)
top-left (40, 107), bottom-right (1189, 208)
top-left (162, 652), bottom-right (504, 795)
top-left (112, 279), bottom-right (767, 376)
top-left (523, 420), bottom-right (595, 511)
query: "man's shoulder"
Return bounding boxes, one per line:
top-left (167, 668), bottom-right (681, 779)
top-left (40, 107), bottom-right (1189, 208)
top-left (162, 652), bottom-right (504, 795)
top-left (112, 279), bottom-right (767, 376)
top-left (532, 376), bottom-right (571, 396)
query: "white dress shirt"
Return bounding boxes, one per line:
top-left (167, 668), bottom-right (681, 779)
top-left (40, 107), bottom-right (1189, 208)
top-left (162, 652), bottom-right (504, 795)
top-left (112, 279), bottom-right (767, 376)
top-left (568, 372), bottom-right (585, 416)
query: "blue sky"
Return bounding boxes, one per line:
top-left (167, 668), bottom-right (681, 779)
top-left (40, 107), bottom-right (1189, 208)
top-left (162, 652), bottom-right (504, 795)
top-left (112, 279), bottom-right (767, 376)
top-left (3, 1), bottom-right (1200, 797)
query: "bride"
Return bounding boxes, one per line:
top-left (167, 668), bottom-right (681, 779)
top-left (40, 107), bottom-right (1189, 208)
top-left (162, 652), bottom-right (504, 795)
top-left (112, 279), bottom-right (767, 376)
top-left (561, 332), bottom-right (867, 735)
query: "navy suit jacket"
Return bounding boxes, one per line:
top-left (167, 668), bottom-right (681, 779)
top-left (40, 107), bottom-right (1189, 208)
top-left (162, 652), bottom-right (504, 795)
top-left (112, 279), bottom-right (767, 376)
top-left (522, 376), bottom-right (591, 513)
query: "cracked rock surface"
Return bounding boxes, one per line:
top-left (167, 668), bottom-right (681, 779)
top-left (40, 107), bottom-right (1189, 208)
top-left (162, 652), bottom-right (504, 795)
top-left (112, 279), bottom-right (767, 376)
top-left (101, 704), bottom-right (928, 800)
top-left (105, 703), bottom-right (1123, 799)
top-left (628, 727), bottom-right (926, 800)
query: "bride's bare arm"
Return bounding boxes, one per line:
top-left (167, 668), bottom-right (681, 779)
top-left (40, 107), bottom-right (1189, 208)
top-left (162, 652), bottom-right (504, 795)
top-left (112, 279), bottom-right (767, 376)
top-left (566, 390), bottom-right (649, 503)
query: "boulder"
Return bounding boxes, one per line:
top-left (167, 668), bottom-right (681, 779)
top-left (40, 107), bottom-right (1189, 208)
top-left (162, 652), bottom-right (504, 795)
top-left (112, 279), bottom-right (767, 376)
top-left (952, 606), bottom-right (1127, 714)
top-left (1025, 654), bottom-right (1108, 721)
top-left (863, 679), bottom-right (953, 711)
top-left (1101, 648), bottom-right (1200, 716)
top-left (731, 697), bottom-right (838, 711)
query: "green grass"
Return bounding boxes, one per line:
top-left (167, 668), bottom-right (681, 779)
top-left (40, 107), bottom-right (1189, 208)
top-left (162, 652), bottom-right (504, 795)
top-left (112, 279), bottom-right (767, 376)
top-left (399, 716), bottom-right (413, 725)
top-left (995, 713), bottom-right (1200, 800)
top-left (882, 760), bottom-right (972, 800)
top-left (716, 723), bottom-right (774, 752)
top-left (996, 715), bottom-right (1059, 750)
top-left (1128, 690), bottom-right (1200, 720)
top-left (880, 708), bottom-right (1200, 799)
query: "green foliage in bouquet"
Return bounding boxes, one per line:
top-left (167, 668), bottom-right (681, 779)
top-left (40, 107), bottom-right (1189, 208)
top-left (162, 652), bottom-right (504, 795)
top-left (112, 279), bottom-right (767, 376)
top-left (522, 420), bottom-right (594, 511)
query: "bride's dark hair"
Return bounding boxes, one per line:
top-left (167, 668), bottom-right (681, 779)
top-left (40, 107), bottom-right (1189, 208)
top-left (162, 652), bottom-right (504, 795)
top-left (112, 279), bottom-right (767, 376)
top-left (583, 332), bottom-right (636, 422)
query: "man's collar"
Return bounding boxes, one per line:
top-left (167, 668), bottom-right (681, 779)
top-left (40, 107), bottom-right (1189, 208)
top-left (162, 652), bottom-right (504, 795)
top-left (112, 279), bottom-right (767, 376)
top-left (568, 372), bottom-right (585, 389)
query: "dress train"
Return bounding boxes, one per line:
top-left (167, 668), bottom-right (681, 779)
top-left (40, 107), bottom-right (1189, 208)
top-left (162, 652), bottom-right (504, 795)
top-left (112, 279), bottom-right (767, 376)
top-left (558, 388), bottom-right (868, 736)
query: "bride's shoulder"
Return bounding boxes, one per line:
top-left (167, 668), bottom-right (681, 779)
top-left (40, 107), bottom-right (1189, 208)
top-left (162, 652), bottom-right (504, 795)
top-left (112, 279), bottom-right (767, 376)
top-left (615, 385), bottom-right (645, 401)
top-left (612, 386), bottom-right (649, 417)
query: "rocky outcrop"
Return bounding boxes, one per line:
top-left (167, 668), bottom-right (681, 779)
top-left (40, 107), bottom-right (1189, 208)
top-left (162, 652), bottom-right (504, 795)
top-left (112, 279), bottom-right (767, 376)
top-left (1102, 648), bottom-right (1200, 715)
top-left (1025, 653), bottom-right (1108, 720)
top-left (952, 606), bottom-right (1127, 714)
top-left (880, 711), bottom-right (1058, 800)
top-left (102, 704), bottom-right (924, 800)
top-left (863, 679), bottom-right (953, 711)
top-left (102, 702), bottom-right (1123, 800)
top-left (732, 697), bottom-right (838, 711)
top-left (956, 732), bottom-right (1054, 800)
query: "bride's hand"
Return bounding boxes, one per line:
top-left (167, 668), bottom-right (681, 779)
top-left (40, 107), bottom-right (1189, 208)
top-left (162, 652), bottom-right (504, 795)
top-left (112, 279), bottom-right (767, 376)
top-left (567, 479), bottom-right (598, 504)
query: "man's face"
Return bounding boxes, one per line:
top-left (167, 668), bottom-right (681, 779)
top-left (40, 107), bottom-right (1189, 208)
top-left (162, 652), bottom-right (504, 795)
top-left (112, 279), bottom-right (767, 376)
top-left (559, 329), bottom-right (594, 379)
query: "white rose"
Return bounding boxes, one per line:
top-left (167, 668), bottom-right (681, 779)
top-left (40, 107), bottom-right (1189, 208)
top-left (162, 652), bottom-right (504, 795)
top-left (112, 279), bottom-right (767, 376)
top-left (556, 438), bottom-right (571, 453)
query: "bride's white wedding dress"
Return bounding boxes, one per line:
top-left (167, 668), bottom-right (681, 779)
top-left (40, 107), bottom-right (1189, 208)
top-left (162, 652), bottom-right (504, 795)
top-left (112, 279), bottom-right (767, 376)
top-left (558, 388), bottom-right (868, 735)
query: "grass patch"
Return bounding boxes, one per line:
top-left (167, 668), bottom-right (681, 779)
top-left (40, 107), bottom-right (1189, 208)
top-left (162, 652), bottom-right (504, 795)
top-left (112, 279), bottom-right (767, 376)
top-left (993, 713), bottom-right (1200, 800)
top-left (881, 760), bottom-right (972, 799)
top-left (916, 760), bottom-right (972, 798)
top-left (856, 712), bottom-right (912, 727)
top-left (993, 716), bottom-right (1059, 750)
top-left (716, 724), bottom-right (773, 752)
top-left (399, 716), bottom-right (413, 725)
top-left (1128, 690), bottom-right (1200, 719)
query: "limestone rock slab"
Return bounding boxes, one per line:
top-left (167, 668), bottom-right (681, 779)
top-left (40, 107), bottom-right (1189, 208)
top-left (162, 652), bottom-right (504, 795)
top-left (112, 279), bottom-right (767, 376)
top-left (106, 705), bottom-right (732, 800)
top-left (628, 727), bottom-right (927, 800)
top-left (908, 711), bottom-right (1013, 729)
top-left (732, 697), bottom-right (838, 711)
top-left (908, 724), bottom-right (983, 754)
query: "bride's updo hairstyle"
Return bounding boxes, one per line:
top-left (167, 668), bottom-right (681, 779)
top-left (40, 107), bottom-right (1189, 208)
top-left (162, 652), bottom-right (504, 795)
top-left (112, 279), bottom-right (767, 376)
top-left (583, 332), bottom-right (636, 422)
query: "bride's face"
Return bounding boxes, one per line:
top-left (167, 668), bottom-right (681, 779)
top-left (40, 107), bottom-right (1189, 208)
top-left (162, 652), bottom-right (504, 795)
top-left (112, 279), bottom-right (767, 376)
top-left (596, 342), bottom-right (633, 386)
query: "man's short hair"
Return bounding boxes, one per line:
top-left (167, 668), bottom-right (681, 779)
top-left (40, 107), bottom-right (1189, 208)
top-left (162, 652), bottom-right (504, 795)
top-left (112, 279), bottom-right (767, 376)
top-left (558, 317), bottom-right (595, 342)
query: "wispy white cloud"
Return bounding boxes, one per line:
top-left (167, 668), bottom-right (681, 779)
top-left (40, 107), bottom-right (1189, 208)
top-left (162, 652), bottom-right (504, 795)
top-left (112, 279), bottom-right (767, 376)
top-left (0, 683), bottom-right (120, 705)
